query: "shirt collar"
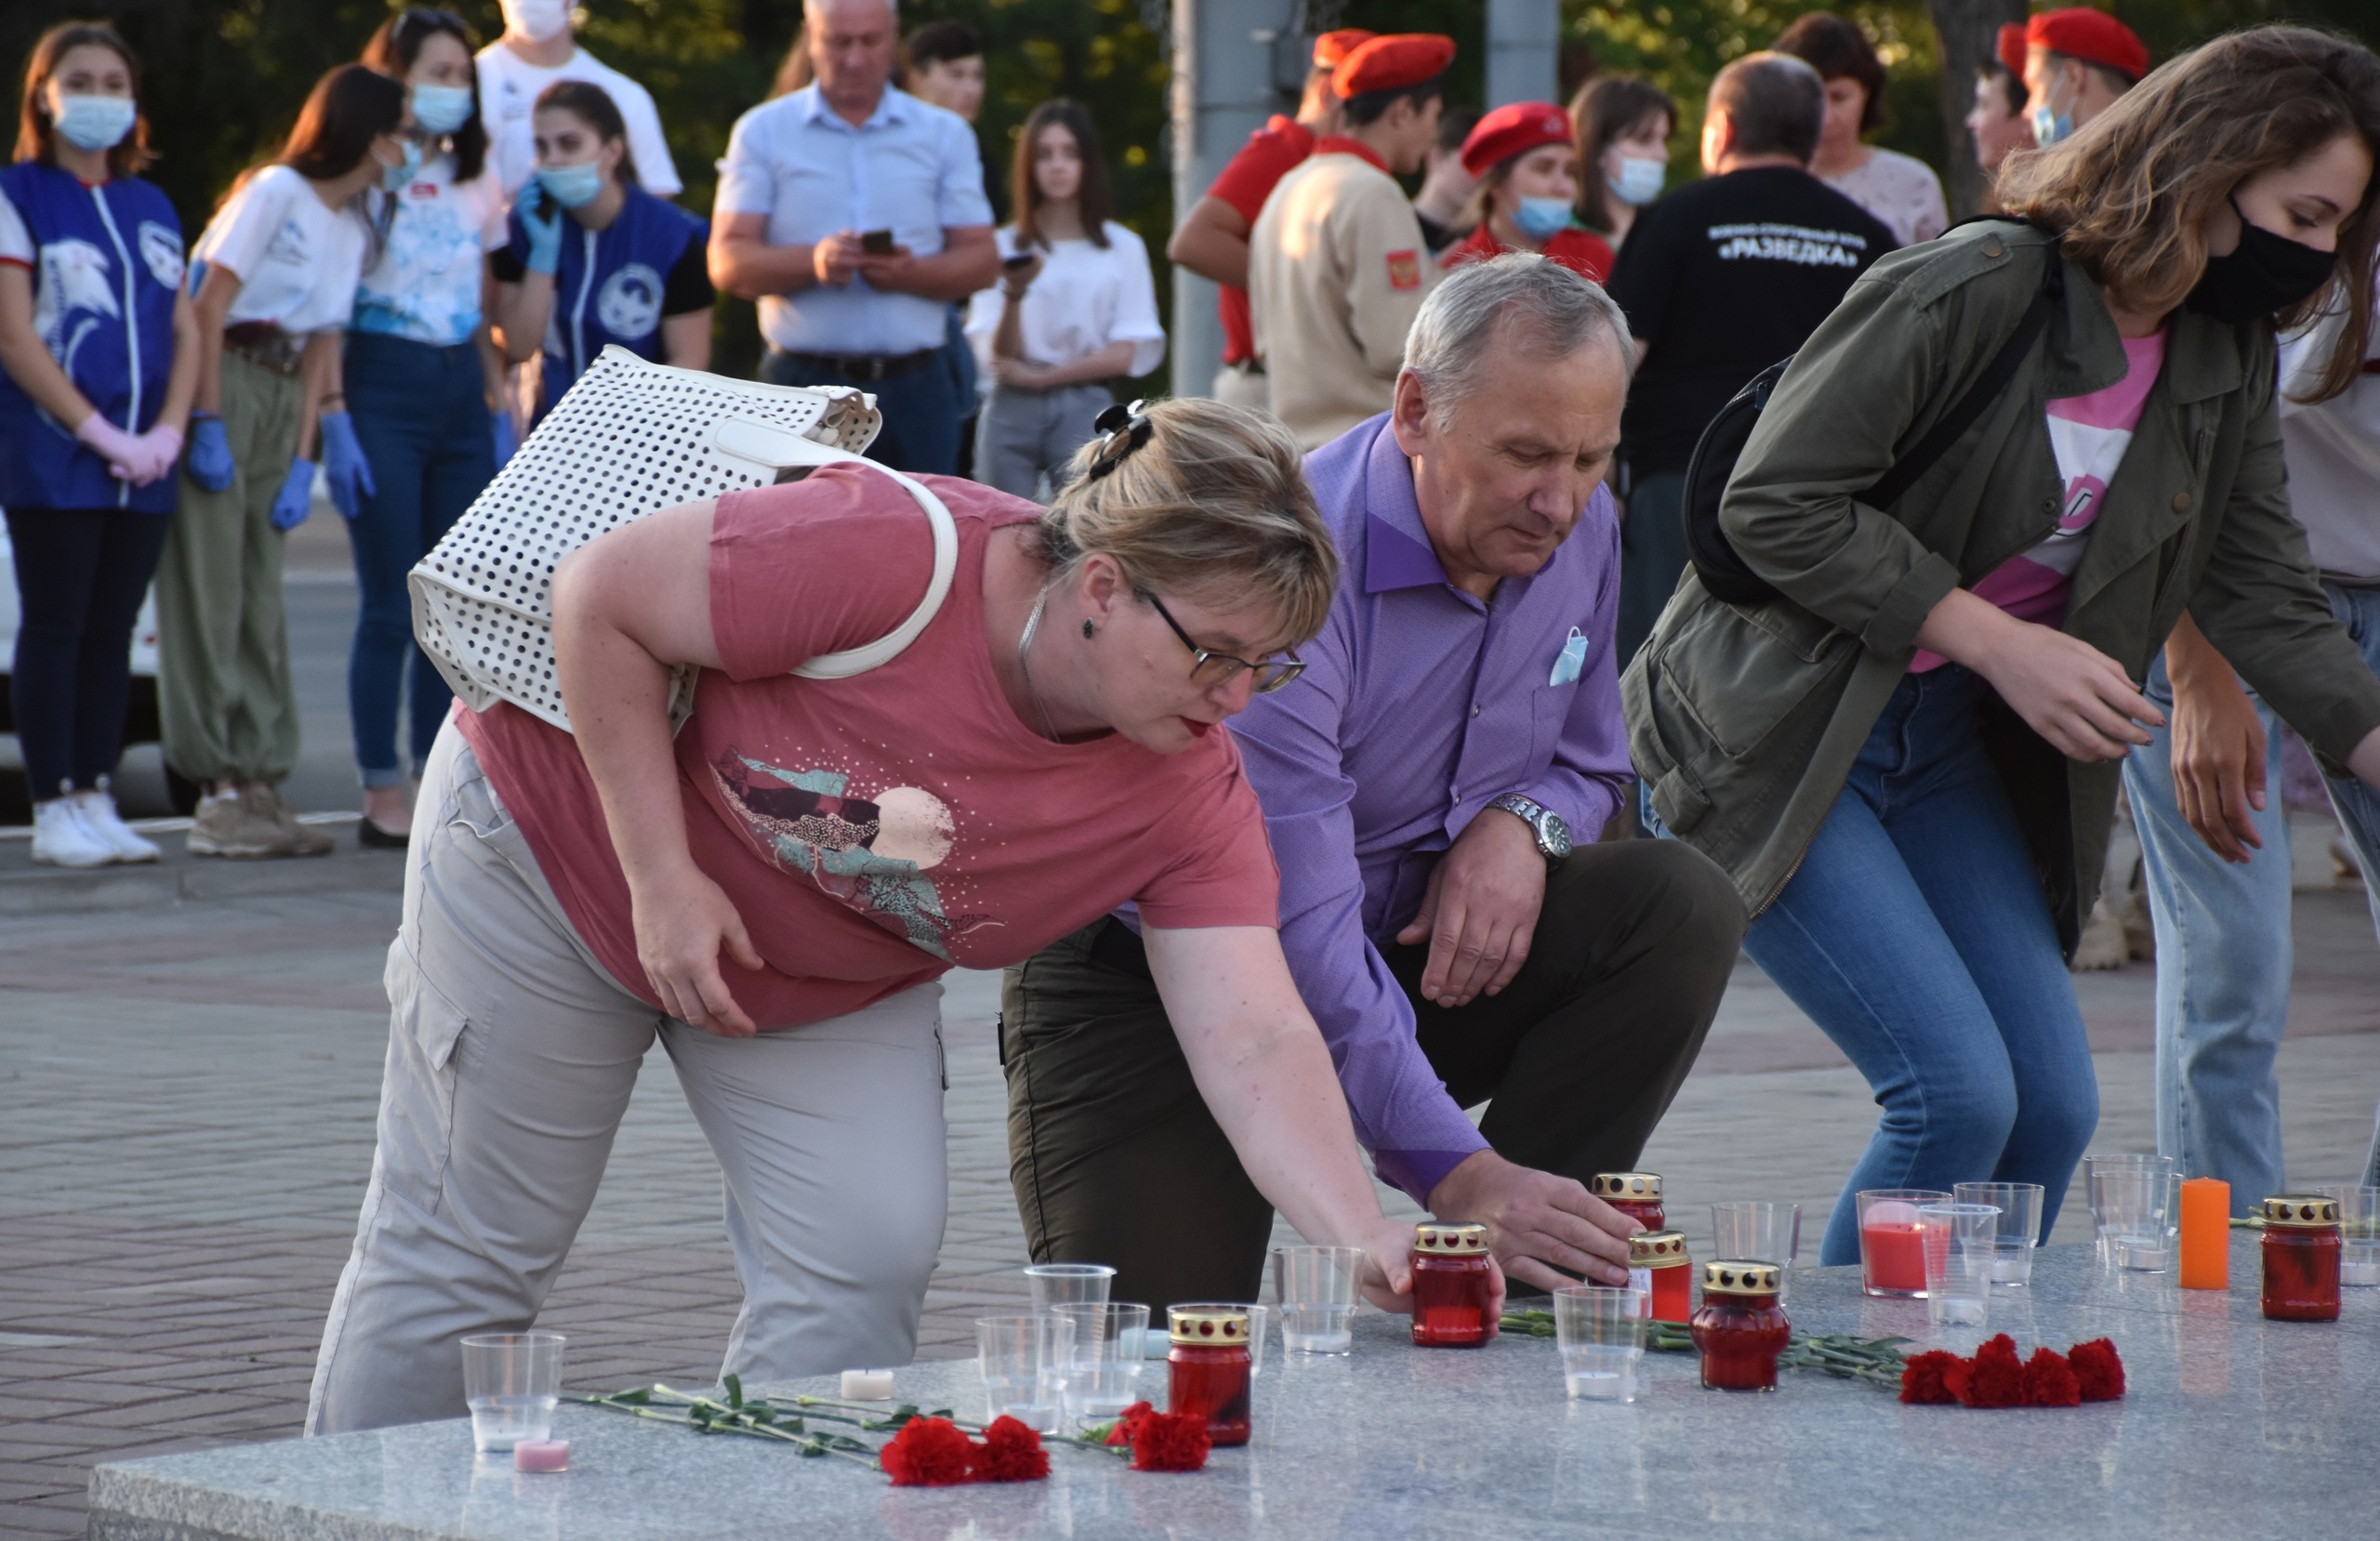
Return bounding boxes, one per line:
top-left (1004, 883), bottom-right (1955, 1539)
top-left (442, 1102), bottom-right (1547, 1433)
top-left (798, 82), bottom-right (908, 132)
top-left (1359, 419), bottom-right (1450, 593)
top-left (1314, 135), bottom-right (1388, 175)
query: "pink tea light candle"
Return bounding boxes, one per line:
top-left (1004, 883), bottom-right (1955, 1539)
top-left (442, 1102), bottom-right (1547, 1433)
top-left (512, 1439), bottom-right (570, 1472)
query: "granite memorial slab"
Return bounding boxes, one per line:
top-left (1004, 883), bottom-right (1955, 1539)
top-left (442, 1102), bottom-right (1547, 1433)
top-left (87, 1235), bottom-right (2373, 1540)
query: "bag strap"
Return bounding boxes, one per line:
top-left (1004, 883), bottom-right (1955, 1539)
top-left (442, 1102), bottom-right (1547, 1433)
top-left (709, 417), bottom-right (960, 679)
top-left (1866, 237), bottom-right (2066, 510)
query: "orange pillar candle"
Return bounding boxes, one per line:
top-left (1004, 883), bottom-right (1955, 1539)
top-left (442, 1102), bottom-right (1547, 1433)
top-left (2179, 1177), bottom-right (2229, 1290)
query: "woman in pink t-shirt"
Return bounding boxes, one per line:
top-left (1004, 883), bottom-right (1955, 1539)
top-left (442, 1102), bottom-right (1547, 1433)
top-left (310, 401), bottom-right (1455, 1434)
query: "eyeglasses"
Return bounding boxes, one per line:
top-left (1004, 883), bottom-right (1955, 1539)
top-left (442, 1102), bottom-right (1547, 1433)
top-left (1142, 590), bottom-right (1304, 694)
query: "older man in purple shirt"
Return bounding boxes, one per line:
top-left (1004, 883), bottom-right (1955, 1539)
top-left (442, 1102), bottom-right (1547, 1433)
top-left (1000, 256), bottom-right (1746, 1307)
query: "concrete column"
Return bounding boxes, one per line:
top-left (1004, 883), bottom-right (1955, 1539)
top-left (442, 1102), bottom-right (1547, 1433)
top-left (1169, 0), bottom-right (1277, 400)
top-left (1485, 0), bottom-right (1560, 108)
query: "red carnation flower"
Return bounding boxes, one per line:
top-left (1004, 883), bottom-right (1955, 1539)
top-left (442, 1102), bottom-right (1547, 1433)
top-left (1128, 1410), bottom-right (1212, 1472)
top-left (1954, 1334), bottom-right (2026, 1408)
top-left (880, 1416), bottom-right (975, 1486)
top-left (1104, 1401), bottom-right (1155, 1448)
top-left (1898, 1350), bottom-right (1964, 1404)
top-left (2068, 1338), bottom-right (2125, 1402)
top-left (2021, 1348), bottom-right (2081, 1407)
top-left (972, 1416), bottom-right (1050, 1482)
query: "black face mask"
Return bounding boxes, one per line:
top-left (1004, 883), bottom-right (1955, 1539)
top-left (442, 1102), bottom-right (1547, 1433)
top-left (2185, 200), bottom-right (2337, 323)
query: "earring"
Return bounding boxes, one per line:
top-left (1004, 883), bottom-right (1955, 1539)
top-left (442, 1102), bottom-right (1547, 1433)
top-left (1081, 619), bottom-right (1095, 639)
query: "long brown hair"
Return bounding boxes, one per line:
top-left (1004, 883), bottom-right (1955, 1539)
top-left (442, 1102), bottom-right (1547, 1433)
top-left (280, 63), bottom-right (407, 181)
top-left (2000, 25), bottom-right (2380, 403)
top-left (362, 7), bottom-right (488, 184)
top-left (1568, 75), bottom-right (1674, 235)
top-left (1012, 99), bottom-right (1112, 251)
top-left (14, 21), bottom-right (153, 178)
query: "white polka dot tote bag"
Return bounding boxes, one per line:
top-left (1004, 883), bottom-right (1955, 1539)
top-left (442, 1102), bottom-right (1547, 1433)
top-left (409, 346), bottom-right (958, 733)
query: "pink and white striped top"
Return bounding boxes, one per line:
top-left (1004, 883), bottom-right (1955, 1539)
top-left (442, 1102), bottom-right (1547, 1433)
top-left (1913, 329), bottom-right (2168, 671)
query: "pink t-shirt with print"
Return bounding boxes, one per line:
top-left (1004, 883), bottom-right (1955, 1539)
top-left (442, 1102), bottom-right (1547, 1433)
top-left (459, 468), bottom-right (1281, 1030)
top-left (1912, 329), bottom-right (2167, 671)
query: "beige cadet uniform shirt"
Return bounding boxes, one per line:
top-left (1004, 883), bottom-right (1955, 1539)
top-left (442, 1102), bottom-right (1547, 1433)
top-left (1249, 140), bottom-right (1438, 450)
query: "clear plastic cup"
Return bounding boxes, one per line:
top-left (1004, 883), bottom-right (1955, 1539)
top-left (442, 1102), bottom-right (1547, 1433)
top-left (1023, 1263), bottom-right (1115, 1313)
top-left (1553, 1284), bottom-right (1647, 1402)
top-left (1955, 1181), bottom-right (2044, 1286)
top-left (1273, 1245), bottom-right (1364, 1354)
top-left (2086, 1154), bottom-right (2177, 1271)
top-left (1857, 1188), bottom-right (1950, 1297)
top-left (460, 1331), bottom-right (564, 1453)
top-left (1916, 1204), bottom-right (1998, 1330)
top-left (1051, 1303), bottom-right (1148, 1430)
top-left (977, 1313), bottom-right (1071, 1432)
top-left (1710, 1203), bottom-right (1801, 1302)
top-left (2316, 1184), bottom-right (2380, 1287)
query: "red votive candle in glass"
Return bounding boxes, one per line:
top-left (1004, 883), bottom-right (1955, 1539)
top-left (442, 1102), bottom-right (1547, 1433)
top-left (1857, 1189), bottom-right (1947, 1297)
top-left (1689, 1261), bottom-right (1791, 1391)
top-left (1592, 1172), bottom-right (1665, 1231)
top-left (2260, 1194), bottom-right (2342, 1322)
top-left (1167, 1305), bottom-right (1252, 1444)
top-left (1627, 1231), bottom-right (1691, 1323)
top-left (1410, 1222), bottom-right (1495, 1347)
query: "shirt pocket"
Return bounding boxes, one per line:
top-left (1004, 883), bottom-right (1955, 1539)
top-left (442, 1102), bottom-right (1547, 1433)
top-left (377, 939), bottom-right (469, 1217)
top-left (1528, 680), bottom-right (1576, 772)
top-left (1656, 595), bottom-right (1853, 763)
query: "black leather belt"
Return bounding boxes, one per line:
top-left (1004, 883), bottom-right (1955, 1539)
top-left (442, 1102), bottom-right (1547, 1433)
top-left (778, 348), bottom-right (939, 383)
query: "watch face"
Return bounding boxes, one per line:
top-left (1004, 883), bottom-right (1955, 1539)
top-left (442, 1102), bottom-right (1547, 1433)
top-left (1541, 812), bottom-right (1573, 858)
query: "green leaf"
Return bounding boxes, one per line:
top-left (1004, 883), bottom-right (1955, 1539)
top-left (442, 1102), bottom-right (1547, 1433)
top-left (724, 1373), bottom-right (744, 1409)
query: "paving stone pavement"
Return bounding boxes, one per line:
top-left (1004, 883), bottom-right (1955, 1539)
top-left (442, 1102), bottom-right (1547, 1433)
top-left (2, 823), bottom-right (2374, 1537)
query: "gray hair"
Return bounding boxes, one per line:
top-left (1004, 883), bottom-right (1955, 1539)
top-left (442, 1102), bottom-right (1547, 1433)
top-left (1399, 255), bottom-right (1634, 428)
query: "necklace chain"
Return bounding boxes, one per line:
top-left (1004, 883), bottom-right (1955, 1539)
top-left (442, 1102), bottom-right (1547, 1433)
top-left (1015, 581), bottom-right (1063, 742)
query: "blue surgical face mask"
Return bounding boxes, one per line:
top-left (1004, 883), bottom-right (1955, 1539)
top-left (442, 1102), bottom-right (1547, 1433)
top-left (380, 137), bottom-right (424, 191)
top-left (1606, 154), bottom-right (1666, 207)
top-left (410, 84), bottom-right (474, 138)
top-left (2028, 103), bottom-right (2071, 148)
top-left (52, 94), bottom-right (137, 152)
top-left (1514, 196), bottom-right (1574, 242)
top-left (536, 160), bottom-right (604, 209)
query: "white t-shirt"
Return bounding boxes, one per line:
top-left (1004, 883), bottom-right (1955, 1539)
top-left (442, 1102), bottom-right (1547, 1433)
top-left (965, 223), bottom-right (1167, 383)
top-left (475, 43), bottom-right (681, 198)
top-left (194, 165), bottom-right (371, 335)
top-left (1824, 147), bottom-right (1946, 248)
top-left (2279, 292), bottom-right (2380, 584)
top-left (352, 152), bottom-right (507, 348)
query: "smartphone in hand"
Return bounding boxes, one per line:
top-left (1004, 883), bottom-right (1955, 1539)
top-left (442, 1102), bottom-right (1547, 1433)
top-left (861, 229), bottom-right (896, 257)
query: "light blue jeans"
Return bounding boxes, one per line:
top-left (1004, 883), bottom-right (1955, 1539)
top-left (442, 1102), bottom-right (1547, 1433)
top-left (1654, 665), bottom-right (2100, 1264)
top-left (2126, 582), bottom-right (2380, 1197)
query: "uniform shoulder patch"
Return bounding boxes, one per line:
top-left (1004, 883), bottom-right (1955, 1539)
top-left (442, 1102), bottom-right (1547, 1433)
top-left (1386, 249), bottom-right (1421, 291)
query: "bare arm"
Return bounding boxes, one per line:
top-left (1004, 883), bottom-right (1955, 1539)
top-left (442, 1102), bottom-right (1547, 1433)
top-left (293, 330), bottom-right (342, 461)
top-left (1913, 586), bottom-right (2162, 759)
top-left (1167, 194), bottom-right (1252, 289)
top-left (491, 274), bottom-right (554, 367)
top-left (550, 499), bottom-right (764, 1034)
top-left (661, 310), bottom-right (711, 373)
top-left (2162, 612), bottom-right (2269, 863)
top-left (710, 210), bottom-right (841, 300)
top-left (1144, 924), bottom-right (1450, 1316)
top-left (477, 263), bottom-right (510, 404)
top-left (158, 289), bottom-right (201, 434)
top-left (190, 262), bottom-right (241, 415)
top-left (0, 265), bottom-right (99, 425)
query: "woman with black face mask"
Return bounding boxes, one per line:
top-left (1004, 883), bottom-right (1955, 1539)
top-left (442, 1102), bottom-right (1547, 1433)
top-left (1623, 25), bottom-right (2380, 1267)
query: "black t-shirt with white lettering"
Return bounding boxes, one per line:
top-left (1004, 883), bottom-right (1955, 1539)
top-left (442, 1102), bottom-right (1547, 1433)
top-left (1606, 165), bottom-right (1898, 475)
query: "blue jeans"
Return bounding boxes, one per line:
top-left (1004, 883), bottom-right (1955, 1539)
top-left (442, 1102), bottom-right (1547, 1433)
top-left (2128, 583), bottom-right (2380, 1194)
top-left (759, 348), bottom-right (962, 476)
top-left (343, 331), bottom-right (496, 785)
top-left (1677, 665), bottom-right (2099, 1264)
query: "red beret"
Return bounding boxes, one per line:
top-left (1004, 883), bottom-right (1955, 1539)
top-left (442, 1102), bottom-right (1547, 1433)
top-left (2027, 8), bottom-right (2149, 83)
top-left (1312, 29), bottom-right (1375, 72)
top-left (1996, 22), bottom-right (2028, 79)
top-left (1460, 101), bottom-right (1574, 177)
top-left (1332, 33), bottom-right (1457, 99)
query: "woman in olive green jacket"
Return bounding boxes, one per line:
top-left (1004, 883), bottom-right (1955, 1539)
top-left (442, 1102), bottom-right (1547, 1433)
top-left (1622, 27), bottom-right (2380, 1265)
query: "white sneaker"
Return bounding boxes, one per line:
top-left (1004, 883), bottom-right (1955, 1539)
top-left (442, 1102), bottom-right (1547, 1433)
top-left (73, 782), bottom-right (162, 863)
top-left (31, 798), bottom-right (115, 869)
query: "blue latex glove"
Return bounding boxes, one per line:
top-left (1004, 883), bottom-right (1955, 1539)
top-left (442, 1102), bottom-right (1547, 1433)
top-left (270, 456), bottom-right (316, 532)
top-left (318, 409), bottom-right (375, 520)
top-left (521, 194), bottom-right (566, 276)
top-left (492, 409), bottom-right (519, 469)
top-left (186, 412), bottom-right (234, 493)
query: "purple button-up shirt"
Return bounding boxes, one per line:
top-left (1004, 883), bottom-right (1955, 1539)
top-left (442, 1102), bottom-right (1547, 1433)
top-left (1226, 413), bottom-right (1631, 1204)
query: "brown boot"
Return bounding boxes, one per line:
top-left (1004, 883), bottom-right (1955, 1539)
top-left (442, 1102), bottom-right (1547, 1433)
top-left (246, 784), bottom-right (335, 858)
top-left (185, 788), bottom-right (289, 859)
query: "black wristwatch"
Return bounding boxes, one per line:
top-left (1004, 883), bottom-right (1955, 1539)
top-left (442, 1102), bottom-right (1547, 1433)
top-left (1488, 794), bottom-right (1572, 863)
